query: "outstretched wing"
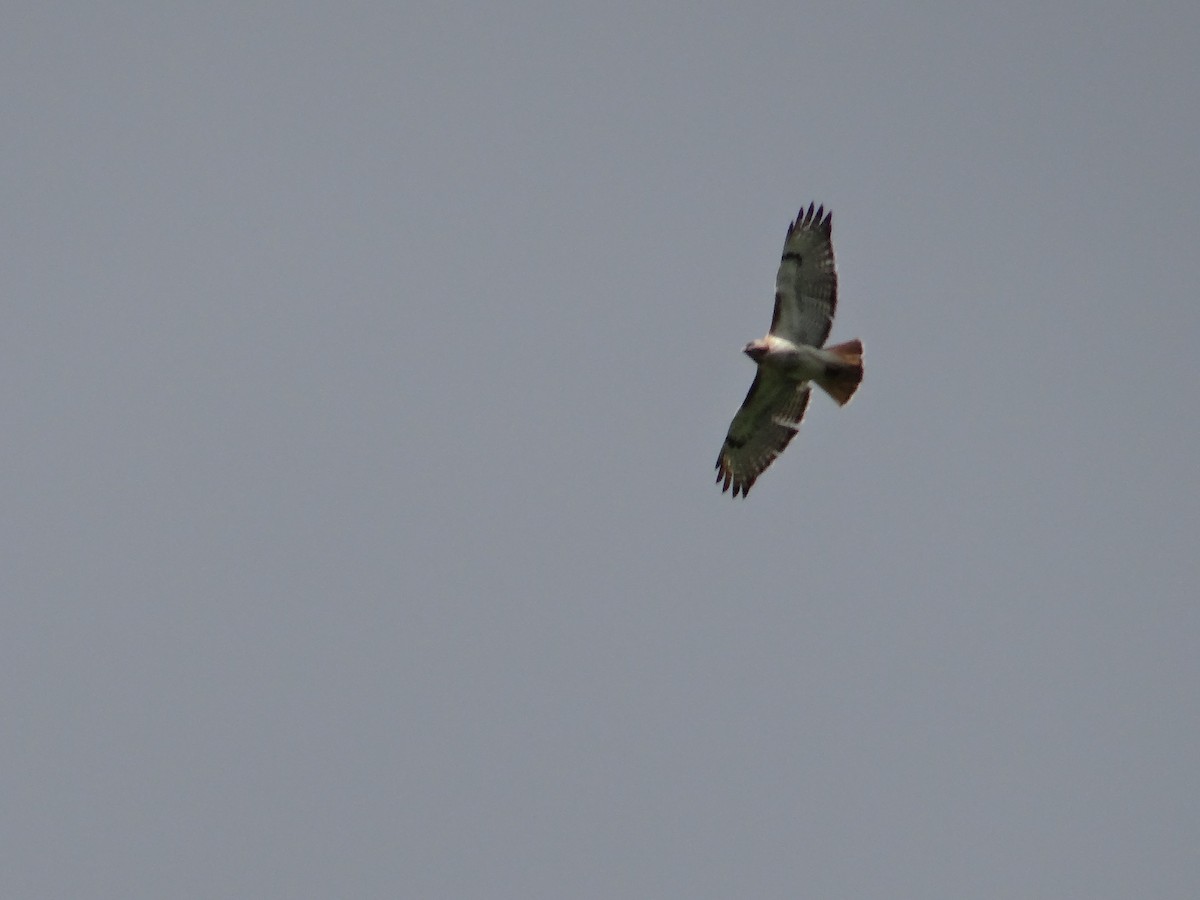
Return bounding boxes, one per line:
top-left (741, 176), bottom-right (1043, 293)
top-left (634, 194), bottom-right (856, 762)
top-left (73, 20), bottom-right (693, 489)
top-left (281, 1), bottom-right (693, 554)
top-left (715, 370), bottom-right (812, 497)
top-left (770, 203), bottom-right (837, 347)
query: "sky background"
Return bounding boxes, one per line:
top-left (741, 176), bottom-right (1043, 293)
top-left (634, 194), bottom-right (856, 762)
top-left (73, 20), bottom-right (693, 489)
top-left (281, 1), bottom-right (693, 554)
top-left (4, 2), bottom-right (1199, 897)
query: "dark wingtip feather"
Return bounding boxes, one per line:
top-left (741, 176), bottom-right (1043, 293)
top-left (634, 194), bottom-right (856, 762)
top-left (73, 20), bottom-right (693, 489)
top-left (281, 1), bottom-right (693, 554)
top-left (716, 464), bottom-right (731, 493)
top-left (715, 458), bottom-right (752, 498)
top-left (789, 201), bottom-right (834, 237)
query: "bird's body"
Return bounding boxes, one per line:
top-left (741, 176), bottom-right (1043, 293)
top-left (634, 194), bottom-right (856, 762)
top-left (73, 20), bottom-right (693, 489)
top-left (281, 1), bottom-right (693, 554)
top-left (743, 334), bottom-right (832, 381)
top-left (715, 203), bottom-right (864, 497)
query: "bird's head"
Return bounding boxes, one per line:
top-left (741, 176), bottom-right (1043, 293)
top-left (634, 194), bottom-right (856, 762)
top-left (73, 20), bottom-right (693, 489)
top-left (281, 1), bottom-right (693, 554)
top-left (743, 339), bottom-right (769, 363)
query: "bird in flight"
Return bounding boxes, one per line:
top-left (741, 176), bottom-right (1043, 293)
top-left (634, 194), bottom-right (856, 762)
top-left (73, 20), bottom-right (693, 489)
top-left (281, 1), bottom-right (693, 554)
top-left (715, 203), bottom-right (864, 497)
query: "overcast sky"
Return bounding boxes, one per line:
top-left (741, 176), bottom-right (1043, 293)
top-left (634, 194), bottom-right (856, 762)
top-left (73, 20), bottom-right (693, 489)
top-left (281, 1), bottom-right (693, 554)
top-left (4, 2), bottom-right (1199, 897)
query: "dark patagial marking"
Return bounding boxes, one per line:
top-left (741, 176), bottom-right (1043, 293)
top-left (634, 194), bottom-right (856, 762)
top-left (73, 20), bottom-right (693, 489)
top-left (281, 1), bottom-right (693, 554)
top-left (724, 435), bottom-right (746, 449)
top-left (781, 251), bottom-right (803, 265)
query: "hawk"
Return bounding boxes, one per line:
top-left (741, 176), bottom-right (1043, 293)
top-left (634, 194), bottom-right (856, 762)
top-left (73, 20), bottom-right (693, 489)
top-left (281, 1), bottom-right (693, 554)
top-left (715, 203), bottom-right (864, 497)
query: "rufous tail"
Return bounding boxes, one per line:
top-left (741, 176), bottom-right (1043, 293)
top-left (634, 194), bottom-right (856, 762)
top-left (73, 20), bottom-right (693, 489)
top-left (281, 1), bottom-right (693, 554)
top-left (816, 339), bottom-right (864, 406)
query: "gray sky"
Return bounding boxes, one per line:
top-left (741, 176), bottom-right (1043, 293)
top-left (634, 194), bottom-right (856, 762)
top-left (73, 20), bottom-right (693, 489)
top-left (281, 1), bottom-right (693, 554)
top-left (4, 2), bottom-right (1199, 897)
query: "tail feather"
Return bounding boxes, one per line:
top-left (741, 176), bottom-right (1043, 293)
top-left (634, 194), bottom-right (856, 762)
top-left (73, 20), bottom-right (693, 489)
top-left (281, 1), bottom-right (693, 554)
top-left (816, 339), bottom-right (864, 406)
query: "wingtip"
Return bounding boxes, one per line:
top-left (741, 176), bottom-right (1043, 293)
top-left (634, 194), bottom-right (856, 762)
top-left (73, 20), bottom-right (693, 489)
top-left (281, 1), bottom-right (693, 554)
top-left (789, 201), bottom-right (833, 236)
top-left (715, 460), bottom-right (752, 498)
